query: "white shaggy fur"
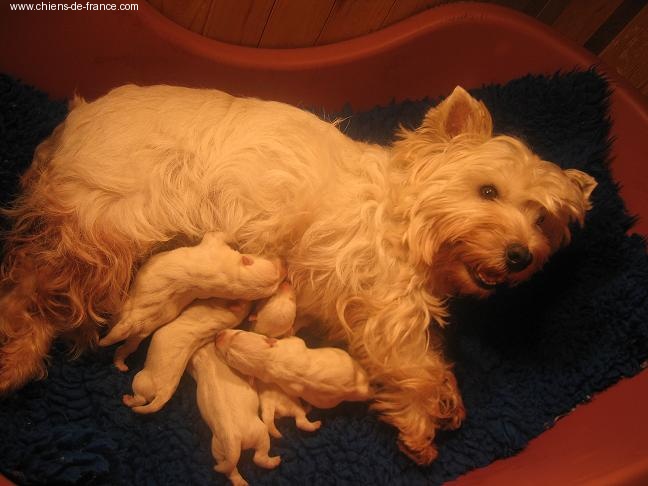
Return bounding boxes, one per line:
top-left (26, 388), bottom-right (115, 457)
top-left (0, 84), bottom-right (596, 463)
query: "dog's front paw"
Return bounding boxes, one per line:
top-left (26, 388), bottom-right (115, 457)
top-left (371, 369), bottom-right (466, 465)
top-left (397, 432), bottom-right (438, 465)
top-left (391, 391), bottom-right (464, 464)
top-left (372, 395), bottom-right (441, 465)
top-left (437, 371), bottom-right (466, 431)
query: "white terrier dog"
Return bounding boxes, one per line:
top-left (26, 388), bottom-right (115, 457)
top-left (0, 84), bottom-right (596, 463)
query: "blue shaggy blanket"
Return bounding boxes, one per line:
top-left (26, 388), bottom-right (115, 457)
top-left (1, 71), bottom-right (647, 485)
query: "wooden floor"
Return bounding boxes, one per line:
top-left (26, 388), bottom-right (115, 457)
top-left (148, 0), bottom-right (648, 100)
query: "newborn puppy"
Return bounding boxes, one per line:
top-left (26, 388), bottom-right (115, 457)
top-left (249, 281), bottom-right (297, 338)
top-left (258, 381), bottom-right (321, 438)
top-left (189, 344), bottom-right (280, 486)
top-left (100, 231), bottom-right (282, 361)
top-left (215, 330), bottom-right (372, 409)
top-left (122, 299), bottom-right (250, 413)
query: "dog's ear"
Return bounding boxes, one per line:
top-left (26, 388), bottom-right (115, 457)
top-left (419, 86), bottom-right (493, 142)
top-left (545, 169), bottom-right (597, 244)
top-left (564, 169), bottom-right (597, 211)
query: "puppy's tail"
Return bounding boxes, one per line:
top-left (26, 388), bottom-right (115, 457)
top-left (130, 390), bottom-right (174, 414)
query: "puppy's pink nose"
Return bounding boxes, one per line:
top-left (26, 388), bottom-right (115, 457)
top-left (505, 243), bottom-right (532, 273)
top-left (214, 330), bottom-right (235, 349)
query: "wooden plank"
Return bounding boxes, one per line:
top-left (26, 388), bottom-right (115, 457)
top-left (158, 0), bottom-right (213, 34)
top-left (585, 0), bottom-right (648, 54)
top-left (551, 0), bottom-right (624, 45)
top-left (202, 0), bottom-right (275, 46)
top-left (535, 0), bottom-right (570, 25)
top-left (317, 0), bottom-right (396, 45)
top-left (601, 4), bottom-right (648, 97)
top-left (259, 0), bottom-right (336, 48)
top-left (382, 0), bottom-right (447, 27)
top-left (487, 0), bottom-right (544, 15)
top-left (518, 0), bottom-right (553, 17)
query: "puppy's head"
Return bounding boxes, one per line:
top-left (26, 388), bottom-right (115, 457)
top-left (393, 87), bottom-right (597, 298)
top-left (214, 329), bottom-right (278, 372)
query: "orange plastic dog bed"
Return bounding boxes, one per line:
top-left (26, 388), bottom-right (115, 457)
top-left (1, 2), bottom-right (647, 484)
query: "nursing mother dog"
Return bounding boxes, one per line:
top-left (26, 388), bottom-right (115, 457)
top-left (0, 85), bottom-right (596, 463)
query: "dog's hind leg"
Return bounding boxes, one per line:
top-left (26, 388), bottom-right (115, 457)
top-left (0, 285), bottom-right (55, 393)
top-left (0, 193), bottom-right (141, 394)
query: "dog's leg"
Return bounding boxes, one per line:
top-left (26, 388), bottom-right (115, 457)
top-left (0, 326), bottom-right (54, 394)
top-left (0, 285), bottom-right (55, 393)
top-left (369, 353), bottom-right (464, 464)
top-left (0, 201), bottom-right (138, 394)
top-left (344, 296), bottom-right (465, 465)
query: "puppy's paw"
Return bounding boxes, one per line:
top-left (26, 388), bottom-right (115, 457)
top-left (253, 452), bottom-right (281, 470)
top-left (113, 359), bottom-right (129, 372)
top-left (295, 415), bottom-right (321, 433)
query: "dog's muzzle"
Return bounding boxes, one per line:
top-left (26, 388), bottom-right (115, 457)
top-left (505, 243), bottom-right (533, 273)
top-left (467, 265), bottom-right (501, 290)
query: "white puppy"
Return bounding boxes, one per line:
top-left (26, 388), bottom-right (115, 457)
top-left (122, 298), bottom-right (249, 413)
top-left (100, 231), bottom-right (282, 367)
top-left (258, 381), bottom-right (321, 438)
top-left (249, 281), bottom-right (297, 338)
top-left (215, 330), bottom-right (372, 409)
top-left (189, 344), bottom-right (280, 486)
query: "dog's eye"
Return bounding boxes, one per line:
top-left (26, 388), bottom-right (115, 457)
top-left (536, 208), bottom-right (547, 226)
top-left (479, 185), bottom-right (498, 200)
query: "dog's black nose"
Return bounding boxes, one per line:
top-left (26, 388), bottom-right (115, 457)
top-left (505, 243), bottom-right (532, 273)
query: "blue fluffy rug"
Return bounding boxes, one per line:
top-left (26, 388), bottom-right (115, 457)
top-left (1, 71), bottom-right (647, 485)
